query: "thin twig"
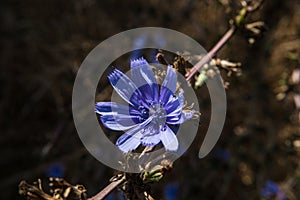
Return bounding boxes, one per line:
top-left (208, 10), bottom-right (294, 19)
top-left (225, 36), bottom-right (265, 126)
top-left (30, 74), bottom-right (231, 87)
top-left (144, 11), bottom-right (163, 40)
top-left (88, 177), bottom-right (125, 200)
top-left (185, 25), bottom-right (236, 81)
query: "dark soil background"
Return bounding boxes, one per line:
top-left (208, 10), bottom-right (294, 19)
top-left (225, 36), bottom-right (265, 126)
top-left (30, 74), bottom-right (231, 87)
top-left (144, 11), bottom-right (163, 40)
top-left (1, 0), bottom-right (300, 199)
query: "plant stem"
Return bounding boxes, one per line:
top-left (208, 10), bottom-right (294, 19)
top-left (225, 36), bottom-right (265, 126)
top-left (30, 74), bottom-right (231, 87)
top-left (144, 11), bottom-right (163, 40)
top-left (185, 25), bottom-right (236, 81)
top-left (88, 177), bottom-right (125, 200)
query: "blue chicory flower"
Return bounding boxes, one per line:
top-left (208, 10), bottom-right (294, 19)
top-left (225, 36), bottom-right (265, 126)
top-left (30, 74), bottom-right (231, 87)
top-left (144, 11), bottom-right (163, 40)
top-left (261, 181), bottom-right (286, 200)
top-left (165, 183), bottom-right (179, 200)
top-left (95, 58), bottom-right (194, 153)
top-left (46, 163), bottom-right (65, 178)
top-left (213, 148), bottom-right (230, 162)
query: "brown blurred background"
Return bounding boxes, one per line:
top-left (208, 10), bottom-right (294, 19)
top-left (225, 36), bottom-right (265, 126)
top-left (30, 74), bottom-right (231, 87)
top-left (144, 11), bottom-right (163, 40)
top-left (1, 0), bottom-right (300, 199)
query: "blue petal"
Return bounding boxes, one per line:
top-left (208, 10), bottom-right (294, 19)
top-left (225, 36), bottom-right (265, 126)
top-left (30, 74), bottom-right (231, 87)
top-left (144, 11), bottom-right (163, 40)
top-left (116, 116), bottom-right (153, 152)
top-left (166, 115), bottom-right (181, 124)
top-left (100, 114), bottom-right (140, 131)
top-left (141, 135), bottom-right (161, 146)
top-left (95, 102), bottom-right (135, 115)
top-left (167, 110), bottom-right (195, 124)
top-left (159, 87), bottom-right (174, 106)
top-left (164, 91), bottom-right (184, 115)
top-left (164, 98), bottom-right (180, 115)
top-left (96, 102), bottom-right (146, 128)
top-left (159, 66), bottom-right (177, 104)
top-left (116, 131), bottom-right (142, 153)
top-left (164, 100), bottom-right (183, 116)
top-left (164, 91), bottom-right (184, 120)
top-left (160, 125), bottom-right (179, 151)
top-left (162, 66), bottom-right (177, 93)
top-left (136, 84), bottom-right (159, 106)
top-left (131, 58), bottom-right (157, 85)
top-left (168, 90), bottom-right (184, 107)
top-left (131, 58), bottom-right (159, 103)
top-left (140, 124), bottom-right (161, 146)
top-left (108, 69), bottom-right (144, 108)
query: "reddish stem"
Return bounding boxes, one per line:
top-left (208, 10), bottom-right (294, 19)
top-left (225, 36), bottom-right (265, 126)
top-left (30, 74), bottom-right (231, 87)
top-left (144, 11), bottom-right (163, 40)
top-left (185, 26), bottom-right (236, 81)
top-left (88, 178), bottom-right (125, 200)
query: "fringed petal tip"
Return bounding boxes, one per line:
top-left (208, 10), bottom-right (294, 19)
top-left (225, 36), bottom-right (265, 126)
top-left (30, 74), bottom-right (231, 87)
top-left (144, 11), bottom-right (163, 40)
top-left (130, 57), bottom-right (149, 68)
top-left (140, 142), bottom-right (159, 147)
top-left (140, 134), bottom-right (161, 147)
top-left (108, 69), bottom-right (123, 85)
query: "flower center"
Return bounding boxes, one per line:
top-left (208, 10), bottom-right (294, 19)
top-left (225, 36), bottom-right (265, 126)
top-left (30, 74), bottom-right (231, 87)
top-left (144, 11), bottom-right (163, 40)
top-left (149, 104), bottom-right (167, 126)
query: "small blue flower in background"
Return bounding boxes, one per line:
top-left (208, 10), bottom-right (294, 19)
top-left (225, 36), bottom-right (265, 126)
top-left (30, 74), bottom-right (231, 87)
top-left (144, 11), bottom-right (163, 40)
top-left (95, 58), bottom-right (194, 153)
top-left (213, 148), bottom-right (230, 162)
top-left (46, 163), bottom-right (65, 178)
top-left (131, 35), bottom-right (147, 60)
top-left (130, 35), bottom-right (166, 60)
top-left (261, 181), bottom-right (286, 200)
top-left (165, 183), bottom-right (179, 200)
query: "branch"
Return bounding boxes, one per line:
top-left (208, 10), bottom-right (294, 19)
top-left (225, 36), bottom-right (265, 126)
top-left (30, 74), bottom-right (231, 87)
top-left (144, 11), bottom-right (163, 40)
top-left (185, 25), bottom-right (236, 81)
top-left (88, 176), bottom-right (125, 200)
